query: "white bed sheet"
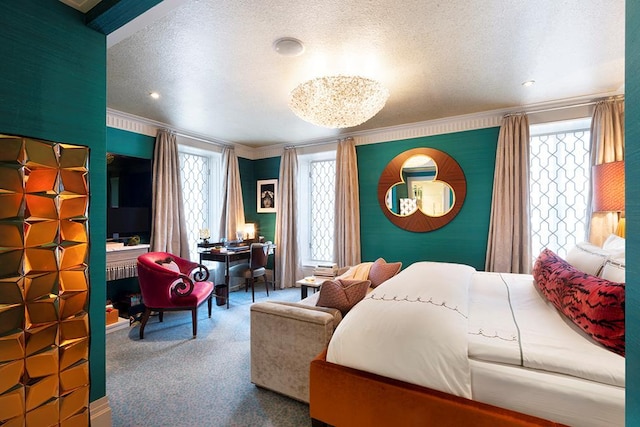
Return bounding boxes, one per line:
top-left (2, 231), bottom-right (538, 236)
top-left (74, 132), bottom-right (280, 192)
top-left (468, 272), bottom-right (624, 387)
top-left (470, 358), bottom-right (624, 427)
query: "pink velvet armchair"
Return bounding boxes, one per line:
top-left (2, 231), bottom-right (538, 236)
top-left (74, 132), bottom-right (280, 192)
top-left (136, 252), bottom-right (215, 339)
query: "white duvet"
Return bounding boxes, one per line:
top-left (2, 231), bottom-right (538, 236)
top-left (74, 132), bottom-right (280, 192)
top-left (327, 261), bottom-right (475, 398)
top-left (326, 261), bottom-right (625, 400)
top-left (468, 272), bottom-right (625, 387)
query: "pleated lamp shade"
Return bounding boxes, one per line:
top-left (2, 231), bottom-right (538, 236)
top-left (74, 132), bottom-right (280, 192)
top-left (592, 161), bottom-right (625, 212)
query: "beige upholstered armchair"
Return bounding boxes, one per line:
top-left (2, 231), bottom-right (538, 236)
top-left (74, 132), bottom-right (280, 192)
top-left (250, 293), bottom-right (341, 402)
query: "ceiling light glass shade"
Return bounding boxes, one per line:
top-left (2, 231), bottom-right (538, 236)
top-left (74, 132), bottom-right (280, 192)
top-left (289, 75), bottom-right (390, 128)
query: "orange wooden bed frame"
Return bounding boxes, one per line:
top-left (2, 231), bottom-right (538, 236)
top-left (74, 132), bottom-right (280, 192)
top-left (309, 350), bottom-right (566, 427)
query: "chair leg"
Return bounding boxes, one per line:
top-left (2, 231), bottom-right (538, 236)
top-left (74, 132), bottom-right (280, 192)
top-left (192, 307), bottom-right (197, 337)
top-left (251, 277), bottom-right (255, 302)
top-left (264, 275), bottom-right (269, 297)
top-left (159, 310), bottom-right (164, 322)
top-left (207, 294), bottom-right (213, 318)
top-left (139, 307), bottom-right (152, 340)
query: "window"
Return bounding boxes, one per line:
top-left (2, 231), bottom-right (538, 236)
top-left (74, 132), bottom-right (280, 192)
top-left (178, 146), bottom-right (221, 261)
top-left (298, 151), bottom-right (336, 265)
top-left (529, 118), bottom-right (591, 259)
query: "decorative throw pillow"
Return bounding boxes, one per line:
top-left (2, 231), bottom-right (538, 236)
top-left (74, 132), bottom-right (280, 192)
top-left (532, 248), bottom-right (625, 356)
top-left (316, 279), bottom-right (371, 315)
top-left (156, 257), bottom-right (181, 273)
top-left (368, 258), bottom-right (402, 288)
top-left (564, 241), bottom-right (611, 276)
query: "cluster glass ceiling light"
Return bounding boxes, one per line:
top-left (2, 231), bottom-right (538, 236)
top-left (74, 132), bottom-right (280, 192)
top-left (288, 75), bottom-right (390, 128)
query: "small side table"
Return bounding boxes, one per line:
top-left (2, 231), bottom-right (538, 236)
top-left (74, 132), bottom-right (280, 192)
top-left (296, 278), bottom-right (322, 299)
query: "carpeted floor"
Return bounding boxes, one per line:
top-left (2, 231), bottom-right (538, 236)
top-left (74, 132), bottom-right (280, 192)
top-left (106, 286), bottom-right (311, 427)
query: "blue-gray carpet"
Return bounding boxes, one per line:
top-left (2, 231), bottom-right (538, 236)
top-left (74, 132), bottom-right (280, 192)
top-left (106, 287), bottom-right (310, 427)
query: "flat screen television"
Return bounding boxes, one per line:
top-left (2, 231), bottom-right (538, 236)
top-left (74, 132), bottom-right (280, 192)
top-left (106, 153), bottom-right (152, 242)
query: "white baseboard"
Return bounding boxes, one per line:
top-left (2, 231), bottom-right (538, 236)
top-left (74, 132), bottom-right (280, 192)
top-left (90, 396), bottom-right (112, 427)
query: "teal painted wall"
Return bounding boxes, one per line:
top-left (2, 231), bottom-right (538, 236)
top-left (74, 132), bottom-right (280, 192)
top-left (0, 0), bottom-right (107, 402)
top-left (86, 0), bottom-right (163, 34)
top-left (358, 128), bottom-right (499, 270)
top-left (626, 1), bottom-right (639, 424)
top-left (106, 127), bottom-right (155, 159)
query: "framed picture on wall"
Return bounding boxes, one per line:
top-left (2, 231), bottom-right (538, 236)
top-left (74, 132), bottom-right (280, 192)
top-left (257, 179), bottom-right (277, 213)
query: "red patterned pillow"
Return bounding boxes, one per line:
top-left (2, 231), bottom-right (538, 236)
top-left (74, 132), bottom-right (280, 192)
top-left (532, 248), bottom-right (625, 356)
top-left (368, 258), bottom-right (402, 288)
top-left (316, 279), bottom-right (371, 315)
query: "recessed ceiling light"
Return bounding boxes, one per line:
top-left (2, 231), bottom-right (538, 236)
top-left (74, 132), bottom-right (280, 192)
top-left (149, 92), bottom-right (160, 99)
top-left (273, 37), bottom-right (305, 57)
top-left (522, 80), bottom-right (535, 87)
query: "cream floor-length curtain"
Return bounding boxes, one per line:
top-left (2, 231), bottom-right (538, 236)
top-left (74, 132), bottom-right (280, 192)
top-left (587, 98), bottom-right (625, 246)
top-left (219, 147), bottom-right (246, 241)
top-left (275, 147), bottom-right (298, 289)
top-left (485, 114), bottom-right (532, 273)
top-left (150, 129), bottom-right (190, 258)
top-left (334, 137), bottom-right (361, 267)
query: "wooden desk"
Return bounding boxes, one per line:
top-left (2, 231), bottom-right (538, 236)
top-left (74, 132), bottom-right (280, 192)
top-left (198, 244), bottom-right (276, 308)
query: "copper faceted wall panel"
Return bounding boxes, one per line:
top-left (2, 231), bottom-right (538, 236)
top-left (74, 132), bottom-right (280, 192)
top-left (0, 134), bottom-right (89, 425)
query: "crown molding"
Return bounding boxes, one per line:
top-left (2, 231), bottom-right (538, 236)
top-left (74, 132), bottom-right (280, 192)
top-left (106, 108), bottom-right (256, 158)
top-left (107, 89), bottom-right (623, 160)
top-left (107, 109), bottom-right (158, 137)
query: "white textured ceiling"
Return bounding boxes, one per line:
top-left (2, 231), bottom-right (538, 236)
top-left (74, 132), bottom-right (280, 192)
top-left (105, 0), bottom-right (624, 147)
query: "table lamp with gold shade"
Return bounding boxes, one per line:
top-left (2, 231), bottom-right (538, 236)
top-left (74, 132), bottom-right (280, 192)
top-left (592, 160), bottom-right (625, 237)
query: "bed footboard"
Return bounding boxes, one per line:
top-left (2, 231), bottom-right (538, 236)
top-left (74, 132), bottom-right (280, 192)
top-left (309, 350), bottom-right (565, 427)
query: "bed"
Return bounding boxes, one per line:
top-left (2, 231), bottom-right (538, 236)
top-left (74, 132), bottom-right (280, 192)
top-left (309, 252), bottom-right (625, 426)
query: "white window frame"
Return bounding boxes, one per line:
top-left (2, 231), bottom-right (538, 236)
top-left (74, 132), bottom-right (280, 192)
top-left (297, 149), bottom-right (337, 267)
top-left (529, 117), bottom-right (592, 259)
top-left (177, 143), bottom-right (222, 260)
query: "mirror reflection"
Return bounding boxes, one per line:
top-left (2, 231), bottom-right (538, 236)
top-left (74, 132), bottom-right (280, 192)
top-left (385, 155), bottom-right (455, 217)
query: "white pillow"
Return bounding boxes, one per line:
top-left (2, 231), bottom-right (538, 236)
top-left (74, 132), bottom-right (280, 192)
top-left (600, 259), bottom-right (625, 283)
top-left (565, 242), bottom-right (610, 276)
top-left (159, 260), bottom-right (181, 273)
top-left (602, 234), bottom-right (625, 259)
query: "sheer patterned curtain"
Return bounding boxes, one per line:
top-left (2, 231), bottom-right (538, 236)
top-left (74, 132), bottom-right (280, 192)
top-left (588, 98), bottom-right (625, 246)
top-left (150, 129), bottom-right (190, 258)
top-left (485, 114), bottom-right (532, 273)
top-left (333, 137), bottom-right (361, 267)
top-left (275, 148), bottom-right (298, 288)
top-left (219, 147), bottom-right (245, 240)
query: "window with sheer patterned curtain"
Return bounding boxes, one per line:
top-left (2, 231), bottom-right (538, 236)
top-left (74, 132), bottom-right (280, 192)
top-left (178, 148), bottom-right (221, 261)
top-left (298, 151), bottom-right (336, 265)
top-left (530, 118), bottom-right (591, 259)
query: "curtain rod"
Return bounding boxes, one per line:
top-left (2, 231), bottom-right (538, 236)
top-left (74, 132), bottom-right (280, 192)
top-left (158, 128), bottom-right (231, 148)
top-left (285, 136), bottom-right (354, 150)
top-left (504, 95), bottom-right (624, 117)
top-left (174, 131), bottom-right (231, 148)
top-left (284, 140), bottom-right (336, 150)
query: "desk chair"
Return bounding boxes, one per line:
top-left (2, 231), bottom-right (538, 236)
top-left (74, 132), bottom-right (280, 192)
top-left (229, 243), bottom-right (269, 302)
